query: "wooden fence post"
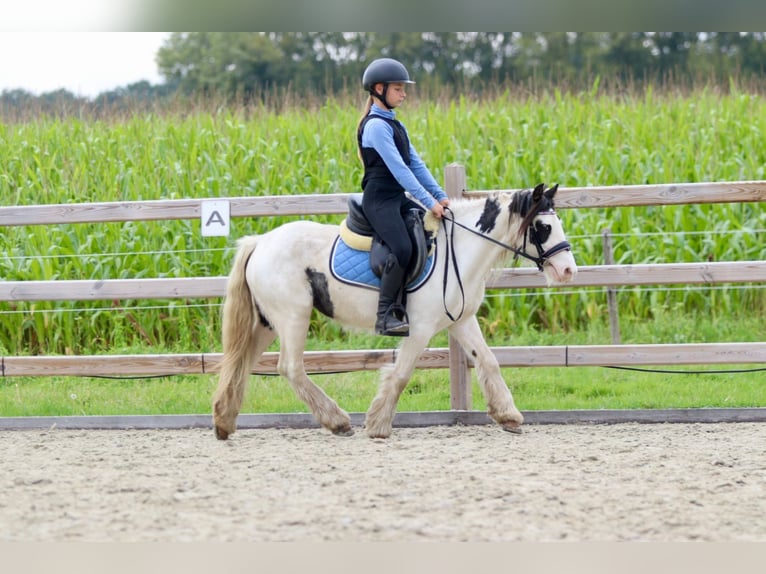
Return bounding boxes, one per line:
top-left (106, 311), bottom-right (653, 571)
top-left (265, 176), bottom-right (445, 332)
top-left (444, 163), bottom-right (472, 410)
top-left (602, 228), bottom-right (621, 344)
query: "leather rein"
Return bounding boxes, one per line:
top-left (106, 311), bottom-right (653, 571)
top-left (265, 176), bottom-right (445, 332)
top-left (439, 207), bottom-right (572, 322)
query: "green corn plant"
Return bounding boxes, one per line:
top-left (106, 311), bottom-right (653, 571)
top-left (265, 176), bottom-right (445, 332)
top-left (2, 85), bottom-right (766, 355)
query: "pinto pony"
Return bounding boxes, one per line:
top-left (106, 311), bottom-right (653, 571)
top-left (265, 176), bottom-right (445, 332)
top-left (213, 184), bottom-right (577, 439)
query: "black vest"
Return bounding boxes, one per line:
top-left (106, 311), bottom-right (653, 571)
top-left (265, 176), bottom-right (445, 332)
top-left (357, 115), bottom-right (411, 191)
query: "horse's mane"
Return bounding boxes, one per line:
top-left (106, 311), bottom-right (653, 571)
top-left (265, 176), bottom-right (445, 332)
top-left (510, 188), bottom-right (555, 238)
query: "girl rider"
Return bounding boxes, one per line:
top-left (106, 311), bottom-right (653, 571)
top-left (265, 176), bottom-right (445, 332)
top-left (356, 58), bottom-right (451, 336)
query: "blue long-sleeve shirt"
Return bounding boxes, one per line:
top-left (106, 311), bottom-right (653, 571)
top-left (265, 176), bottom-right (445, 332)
top-left (360, 104), bottom-right (447, 209)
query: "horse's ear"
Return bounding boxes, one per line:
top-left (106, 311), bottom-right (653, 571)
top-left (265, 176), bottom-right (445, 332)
top-left (532, 183), bottom-right (545, 202)
top-left (544, 183), bottom-right (559, 200)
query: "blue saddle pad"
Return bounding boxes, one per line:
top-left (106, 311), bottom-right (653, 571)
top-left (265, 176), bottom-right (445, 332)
top-left (329, 236), bottom-right (435, 292)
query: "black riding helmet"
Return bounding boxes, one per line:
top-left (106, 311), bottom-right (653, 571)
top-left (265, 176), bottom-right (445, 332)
top-left (362, 58), bottom-right (415, 109)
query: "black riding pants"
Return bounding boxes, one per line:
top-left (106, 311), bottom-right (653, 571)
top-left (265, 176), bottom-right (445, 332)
top-left (362, 182), bottom-right (420, 270)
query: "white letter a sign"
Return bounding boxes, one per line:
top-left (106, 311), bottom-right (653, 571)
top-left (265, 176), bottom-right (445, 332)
top-left (201, 200), bottom-right (231, 237)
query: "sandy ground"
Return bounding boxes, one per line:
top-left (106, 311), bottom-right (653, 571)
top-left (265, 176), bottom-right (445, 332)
top-left (1, 422), bottom-right (765, 542)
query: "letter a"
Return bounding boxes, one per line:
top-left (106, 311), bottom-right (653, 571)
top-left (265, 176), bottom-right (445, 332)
top-left (206, 210), bottom-right (226, 227)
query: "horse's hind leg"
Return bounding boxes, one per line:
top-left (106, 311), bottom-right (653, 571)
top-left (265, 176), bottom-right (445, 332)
top-left (278, 317), bottom-right (353, 436)
top-left (448, 315), bottom-right (524, 433)
top-left (213, 321), bottom-right (276, 440)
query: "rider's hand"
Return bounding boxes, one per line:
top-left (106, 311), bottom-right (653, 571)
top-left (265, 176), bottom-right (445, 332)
top-left (430, 202), bottom-right (446, 219)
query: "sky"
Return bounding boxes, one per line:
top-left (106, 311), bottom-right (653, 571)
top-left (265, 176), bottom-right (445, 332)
top-left (2, 2), bottom-right (169, 98)
top-left (0, 32), bottom-right (169, 98)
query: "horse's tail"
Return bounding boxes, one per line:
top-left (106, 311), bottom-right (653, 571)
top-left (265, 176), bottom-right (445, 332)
top-left (212, 235), bottom-right (261, 439)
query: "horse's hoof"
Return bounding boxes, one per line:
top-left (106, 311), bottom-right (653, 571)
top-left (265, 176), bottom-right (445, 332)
top-left (214, 426), bottom-right (230, 440)
top-left (332, 425), bottom-right (355, 437)
top-left (502, 424), bottom-right (523, 435)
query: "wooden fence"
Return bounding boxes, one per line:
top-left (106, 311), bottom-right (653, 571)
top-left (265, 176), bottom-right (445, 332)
top-left (2, 165), bottom-right (766, 411)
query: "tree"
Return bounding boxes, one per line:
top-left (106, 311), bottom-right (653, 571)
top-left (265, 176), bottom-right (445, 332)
top-left (7, 32), bottom-right (766, 120)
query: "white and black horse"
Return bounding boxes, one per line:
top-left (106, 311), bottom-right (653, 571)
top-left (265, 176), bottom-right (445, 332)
top-left (213, 183), bottom-right (576, 439)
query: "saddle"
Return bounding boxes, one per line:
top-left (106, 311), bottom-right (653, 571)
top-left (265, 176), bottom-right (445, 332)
top-left (339, 194), bottom-right (436, 286)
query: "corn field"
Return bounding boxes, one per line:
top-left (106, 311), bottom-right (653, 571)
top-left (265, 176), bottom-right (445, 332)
top-left (2, 84), bottom-right (766, 355)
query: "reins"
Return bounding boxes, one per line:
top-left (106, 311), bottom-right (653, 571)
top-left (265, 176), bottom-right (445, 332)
top-left (440, 208), bottom-right (466, 322)
top-left (439, 206), bottom-right (572, 322)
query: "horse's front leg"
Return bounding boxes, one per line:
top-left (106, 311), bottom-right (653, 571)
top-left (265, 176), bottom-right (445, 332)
top-left (448, 315), bottom-right (524, 433)
top-left (365, 332), bottom-right (429, 439)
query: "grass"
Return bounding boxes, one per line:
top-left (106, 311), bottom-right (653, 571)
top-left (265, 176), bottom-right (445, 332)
top-left (3, 355), bottom-right (764, 418)
top-left (2, 313), bottom-right (765, 417)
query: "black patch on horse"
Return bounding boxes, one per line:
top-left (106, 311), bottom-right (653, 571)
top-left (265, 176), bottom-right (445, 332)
top-left (255, 302), bottom-right (273, 330)
top-left (476, 196), bottom-right (501, 233)
top-left (305, 268), bottom-right (334, 318)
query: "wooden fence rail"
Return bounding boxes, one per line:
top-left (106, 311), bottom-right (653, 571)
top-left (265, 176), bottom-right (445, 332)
top-left (4, 343), bottom-right (766, 378)
top-left (2, 167), bottom-right (766, 412)
top-left (3, 179), bottom-right (766, 227)
top-left (3, 261), bottom-right (766, 302)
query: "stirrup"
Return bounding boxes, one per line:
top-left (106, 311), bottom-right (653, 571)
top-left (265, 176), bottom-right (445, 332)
top-left (376, 305), bottom-right (410, 337)
top-left (380, 320), bottom-right (409, 337)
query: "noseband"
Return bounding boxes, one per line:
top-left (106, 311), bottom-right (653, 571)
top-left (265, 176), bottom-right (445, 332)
top-left (439, 207), bottom-right (571, 322)
top-left (522, 210), bottom-right (573, 271)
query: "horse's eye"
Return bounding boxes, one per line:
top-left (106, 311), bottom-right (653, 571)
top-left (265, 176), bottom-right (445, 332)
top-left (531, 221), bottom-right (552, 244)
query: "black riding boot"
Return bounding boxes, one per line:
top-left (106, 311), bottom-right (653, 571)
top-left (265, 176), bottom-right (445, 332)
top-left (375, 254), bottom-right (409, 336)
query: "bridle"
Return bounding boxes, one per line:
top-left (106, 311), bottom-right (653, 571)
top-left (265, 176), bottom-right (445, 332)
top-left (518, 211), bottom-right (574, 271)
top-left (439, 207), bottom-right (572, 322)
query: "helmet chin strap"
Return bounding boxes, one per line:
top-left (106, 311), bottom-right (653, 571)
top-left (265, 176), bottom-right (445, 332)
top-left (372, 84), bottom-right (396, 109)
